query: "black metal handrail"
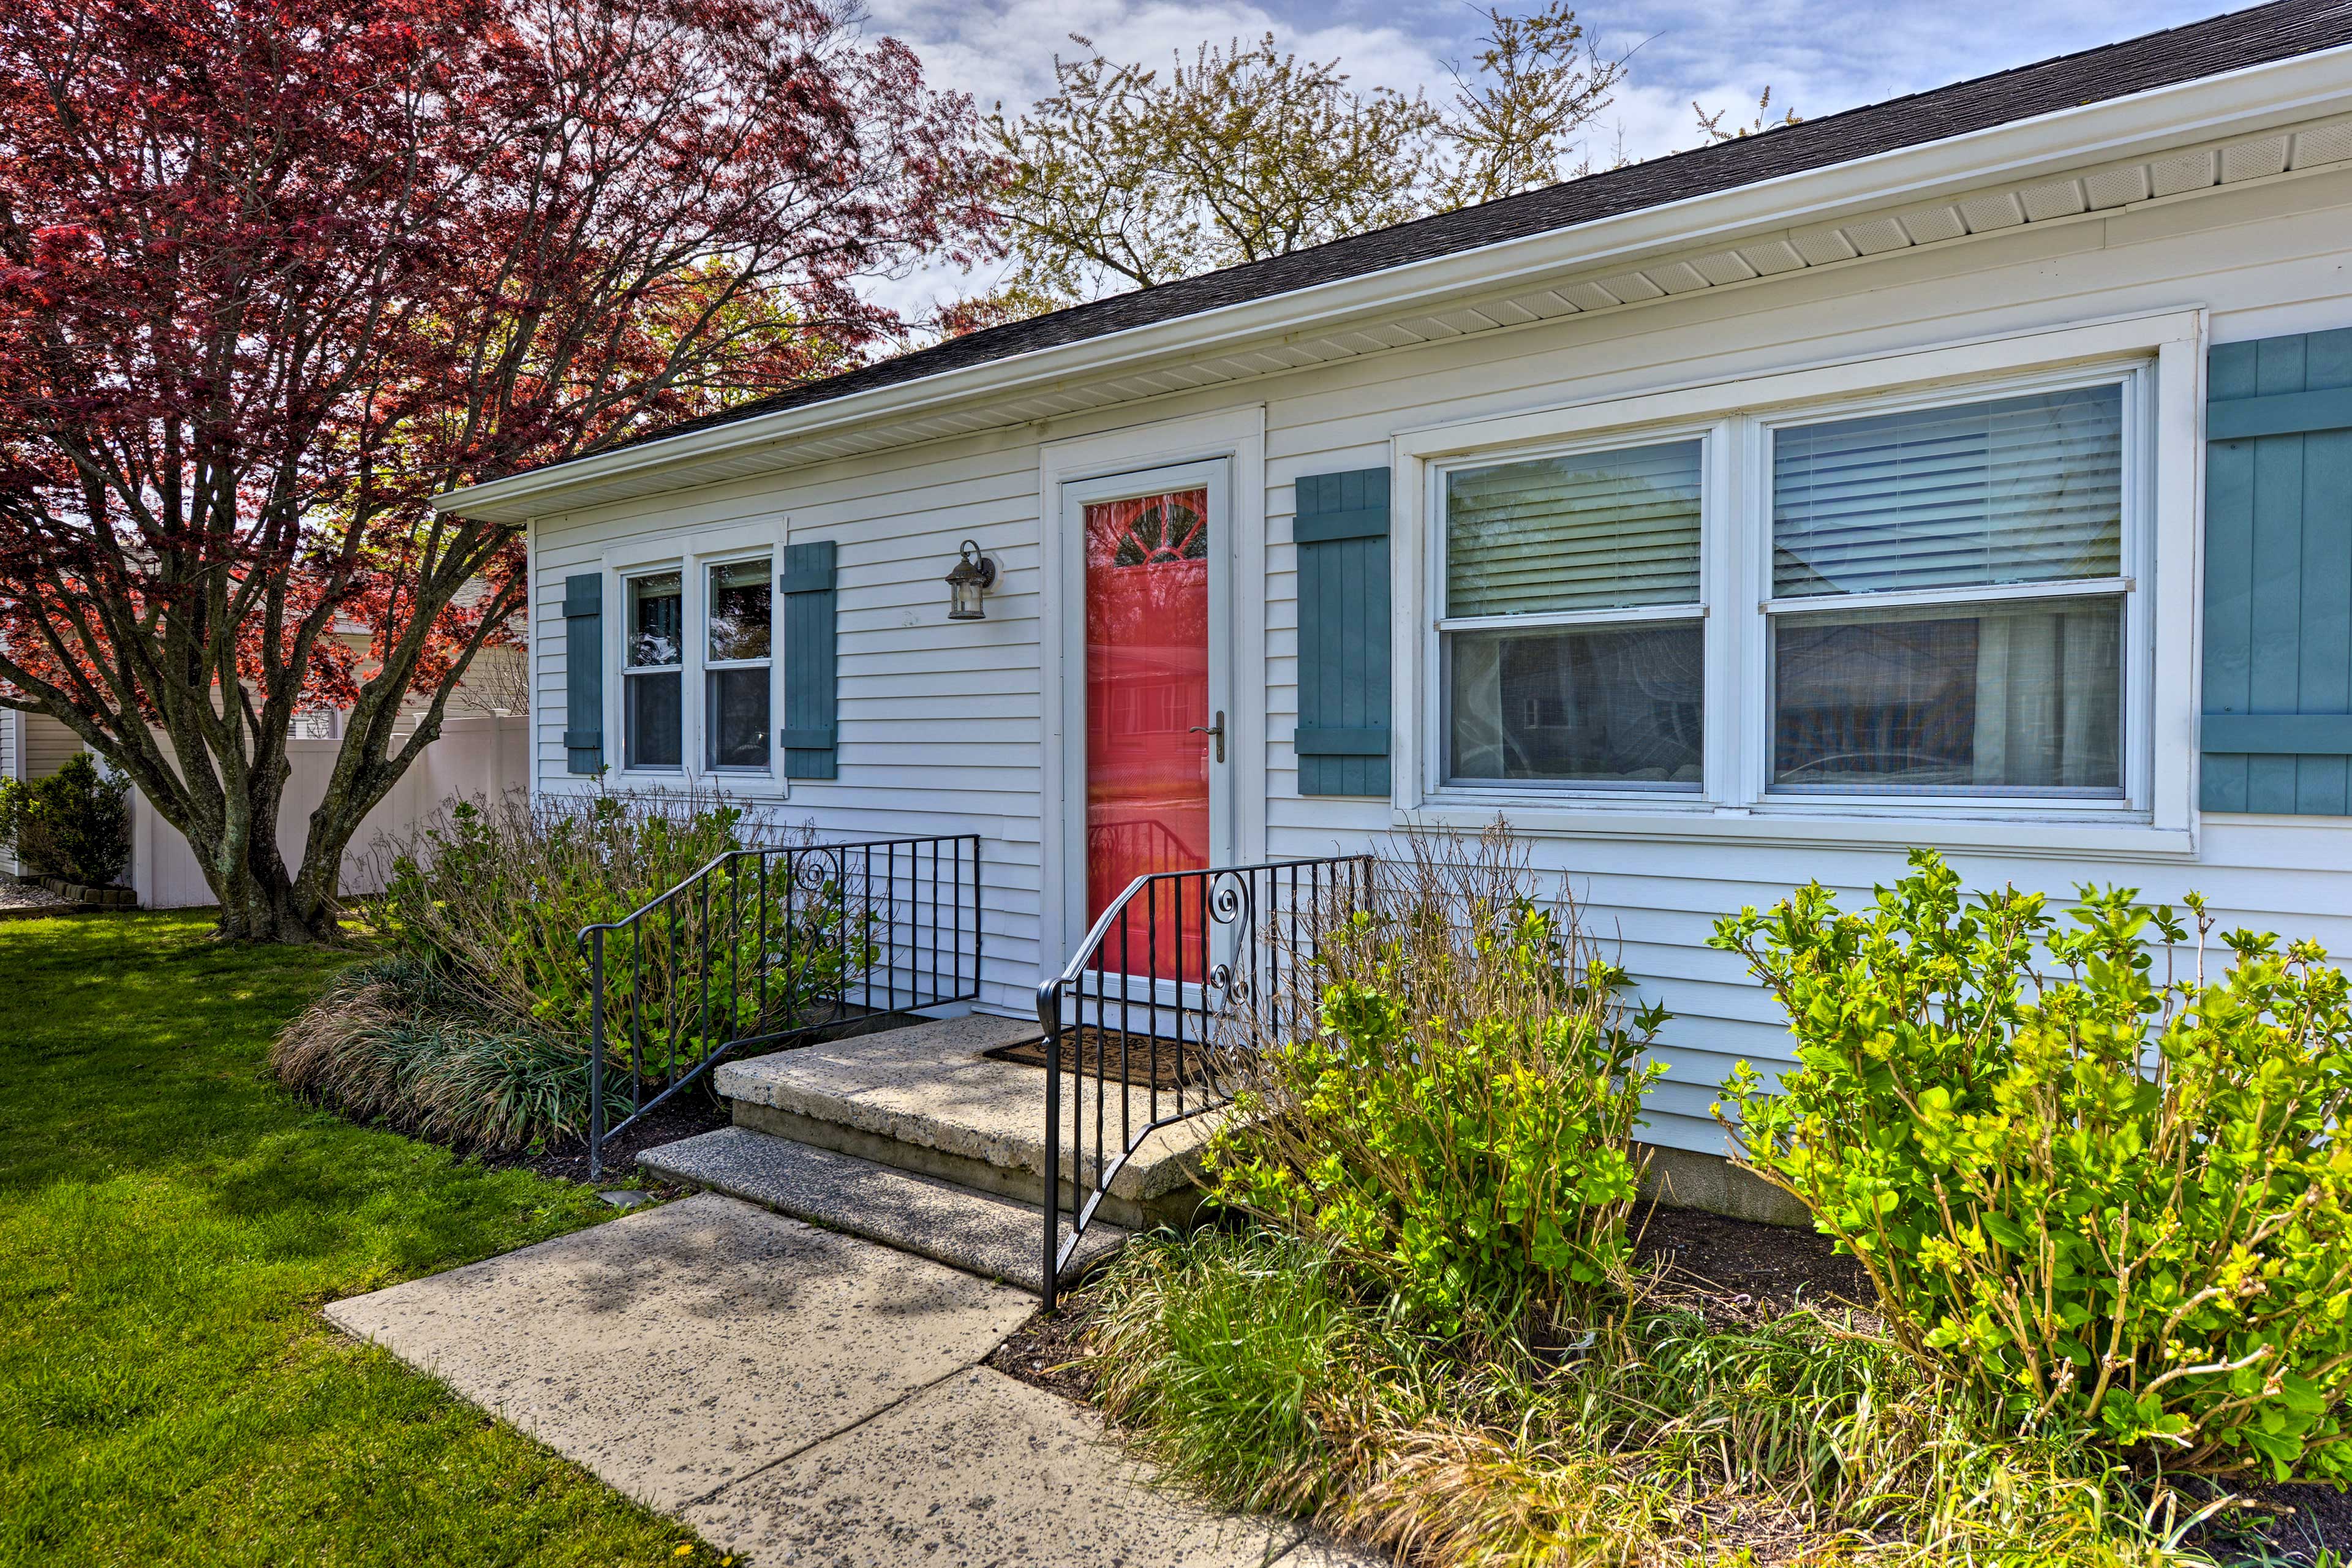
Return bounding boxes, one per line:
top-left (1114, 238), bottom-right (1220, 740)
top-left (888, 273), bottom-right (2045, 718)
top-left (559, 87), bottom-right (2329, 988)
top-left (1035, 852), bottom-right (1373, 1307)
top-left (579, 832), bottom-right (982, 1178)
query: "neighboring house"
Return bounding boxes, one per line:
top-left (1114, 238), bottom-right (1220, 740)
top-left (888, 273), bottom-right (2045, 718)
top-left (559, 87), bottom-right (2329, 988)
top-left (435, 1), bottom-right (2352, 1185)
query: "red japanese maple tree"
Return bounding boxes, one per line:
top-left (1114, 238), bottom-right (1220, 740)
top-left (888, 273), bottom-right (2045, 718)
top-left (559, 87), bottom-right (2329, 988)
top-left (0, 0), bottom-right (998, 940)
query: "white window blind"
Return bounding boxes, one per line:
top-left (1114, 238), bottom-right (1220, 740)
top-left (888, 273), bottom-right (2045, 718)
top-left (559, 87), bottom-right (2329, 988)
top-left (1771, 385), bottom-right (2122, 598)
top-left (1446, 440), bottom-right (1702, 617)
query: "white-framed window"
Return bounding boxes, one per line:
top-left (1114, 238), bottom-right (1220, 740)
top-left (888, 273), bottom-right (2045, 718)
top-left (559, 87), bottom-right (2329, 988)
top-left (1438, 435), bottom-right (1709, 791)
top-left (624, 568), bottom-right (685, 771)
top-left (1757, 377), bottom-right (2135, 802)
top-left (611, 539), bottom-right (778, 783)
top-left (1396, 312), bottom-right (2201, 848)
top-left (702, 556), bottom-right (772, 773)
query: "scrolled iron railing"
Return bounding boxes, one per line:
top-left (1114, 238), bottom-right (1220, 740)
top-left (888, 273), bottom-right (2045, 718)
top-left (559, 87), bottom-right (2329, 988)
top-left (579, 832), bottom-right (981, 1178)
top-left (1035, 852), bottom-right (1373, 1308)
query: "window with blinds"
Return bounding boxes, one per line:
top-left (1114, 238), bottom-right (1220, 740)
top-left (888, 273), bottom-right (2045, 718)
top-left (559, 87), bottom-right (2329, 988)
top-left (1446, 440), bottom-right (1702, 617)
top-left (1771, 385), bottom-right (2122, 598)
top-left (1766, 382), bottom-right (2129, 796)
top-left (1442, 439), bottom-right (1706, 788)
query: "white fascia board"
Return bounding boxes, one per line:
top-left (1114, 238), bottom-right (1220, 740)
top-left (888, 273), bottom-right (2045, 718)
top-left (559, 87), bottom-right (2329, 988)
top-left (436, 40), bottom-right (2352, 525)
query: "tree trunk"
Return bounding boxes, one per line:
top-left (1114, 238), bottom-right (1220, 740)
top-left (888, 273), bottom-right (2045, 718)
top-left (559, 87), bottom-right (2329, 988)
top-left (194, 771), bottom-right (349, 946)
top-left (214, 870), bottom-right (339, 945)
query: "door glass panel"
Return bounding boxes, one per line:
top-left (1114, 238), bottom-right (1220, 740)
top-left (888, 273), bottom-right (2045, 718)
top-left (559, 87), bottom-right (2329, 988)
top-left (1085, 488), bottom-right (1211, 979)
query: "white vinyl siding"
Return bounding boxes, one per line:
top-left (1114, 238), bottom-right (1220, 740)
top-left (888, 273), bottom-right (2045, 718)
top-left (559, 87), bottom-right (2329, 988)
top-left (529, 151), bottom-right (2352, 1157)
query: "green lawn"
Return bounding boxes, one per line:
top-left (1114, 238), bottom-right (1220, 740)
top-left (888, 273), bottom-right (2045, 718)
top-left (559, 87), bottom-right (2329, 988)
top-left (0, 912), bottom-right (717, 1567)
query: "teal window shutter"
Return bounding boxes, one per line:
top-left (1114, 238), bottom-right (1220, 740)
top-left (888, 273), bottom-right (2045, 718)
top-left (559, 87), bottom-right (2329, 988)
top-left (1295, 468), bottom-right (1392, 797)
top-left (780, 541), bottom-right (838, 780)
top-left (562, 573), bottom-right (603, 774)
top-left (2203, 329), bottom-right (2352, 815)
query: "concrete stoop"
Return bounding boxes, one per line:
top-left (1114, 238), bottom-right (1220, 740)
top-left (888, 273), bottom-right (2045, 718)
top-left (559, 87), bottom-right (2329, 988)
top-left (633, 1011), bottom-right (1213, 1298)
top-left (708, 1012), bottom-right (1217, 1232)
top-left (638, 1125), bottom-right (1129, 1295)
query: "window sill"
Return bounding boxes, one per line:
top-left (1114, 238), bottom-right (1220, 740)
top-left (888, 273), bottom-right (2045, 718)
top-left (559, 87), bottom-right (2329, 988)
top-left (600, 769), bottom-right (790, 801)
top-left (1398, 798), bottom-right (2194, 861)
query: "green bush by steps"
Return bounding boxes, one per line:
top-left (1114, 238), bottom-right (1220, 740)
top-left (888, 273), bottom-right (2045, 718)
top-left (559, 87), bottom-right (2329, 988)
top-left (1208, 826), bottom-right (1666, 1333)
top-left (1714, 848), bottom-right (2352, 1484)
top-left (276, 789), bottom-right (865, 1150)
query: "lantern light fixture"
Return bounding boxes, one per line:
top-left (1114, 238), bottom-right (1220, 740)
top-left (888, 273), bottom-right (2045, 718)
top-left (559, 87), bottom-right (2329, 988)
top-left (944, 539), bottom-right (997, 620)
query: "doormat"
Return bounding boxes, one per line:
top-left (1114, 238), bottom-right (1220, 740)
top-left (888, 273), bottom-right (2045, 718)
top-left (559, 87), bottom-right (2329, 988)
top-left (982, 1027), bottom-right (1229, 1091)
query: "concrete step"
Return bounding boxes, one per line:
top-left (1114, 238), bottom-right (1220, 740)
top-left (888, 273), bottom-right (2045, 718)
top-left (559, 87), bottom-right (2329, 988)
top-left (638, 1125), bottom-right (1131, 1296)
top-left (713, 1012), bottom-right (1218, 1232)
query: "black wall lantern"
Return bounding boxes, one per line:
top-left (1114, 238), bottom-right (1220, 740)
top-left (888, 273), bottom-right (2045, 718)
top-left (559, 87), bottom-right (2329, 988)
top-left (945, 539), bottom-right (997, 620)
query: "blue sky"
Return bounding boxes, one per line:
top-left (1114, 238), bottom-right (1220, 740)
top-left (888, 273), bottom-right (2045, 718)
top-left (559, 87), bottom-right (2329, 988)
top-left (863, 0), bottom-right (2244, 315)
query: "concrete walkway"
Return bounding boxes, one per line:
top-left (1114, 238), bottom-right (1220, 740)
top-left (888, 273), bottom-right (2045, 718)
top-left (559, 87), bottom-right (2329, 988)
top-left (328, 1192), bottom-right (1375, 1566)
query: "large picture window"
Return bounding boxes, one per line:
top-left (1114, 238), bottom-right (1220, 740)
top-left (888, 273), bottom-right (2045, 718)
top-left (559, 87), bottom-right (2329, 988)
top-left (1441, 439), bottom-right (1706, 788)
top-left (1415, 352), bottom-right (2158, 823)
top-left (1765, 385), bottom-right (2126, 796)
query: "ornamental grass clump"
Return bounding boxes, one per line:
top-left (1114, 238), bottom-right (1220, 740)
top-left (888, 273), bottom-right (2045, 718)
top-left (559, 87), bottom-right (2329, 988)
top-left (1084, 1227), bottom-right (2222, 1567)
top-left (1208, 825), bottom-right (1667, 1332)
top-left (1713, 848), bottom-right (2352, 1483)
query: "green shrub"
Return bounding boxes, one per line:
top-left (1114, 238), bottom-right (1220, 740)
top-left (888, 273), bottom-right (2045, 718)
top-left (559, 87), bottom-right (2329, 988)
top-left (1208, 826), bottom-right (1667, 1332)
top-left (1713, 848), bottom-right (2352, 1483)
top-left (0, 753), bottom-right (130, 886)
top-left (278, 788), bottom-right (868, 1148)
top-left (369, 790), bottom-right (867, 1059)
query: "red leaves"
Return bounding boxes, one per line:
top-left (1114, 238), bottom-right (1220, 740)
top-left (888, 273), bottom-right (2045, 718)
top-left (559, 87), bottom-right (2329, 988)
top-left (0, 0), bottom-right (997, 706)
top-left (0, 0), bottom-right (998, 918)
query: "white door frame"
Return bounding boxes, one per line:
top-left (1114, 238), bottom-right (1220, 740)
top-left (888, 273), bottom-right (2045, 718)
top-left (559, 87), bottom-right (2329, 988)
top-left (1038, 405), bottom-right (1267, 974)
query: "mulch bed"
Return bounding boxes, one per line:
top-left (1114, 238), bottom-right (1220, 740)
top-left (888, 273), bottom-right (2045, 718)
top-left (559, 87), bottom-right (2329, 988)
top-left (0, 879), bottom-right (80, 920)
top-left (984, 1027), bottom-right (1217, 1091)
top-left (986, 1294), bottom-right (1102, 1403)
top-left (1635, 1202), bottom-right (1874, 1325)
top-left (477, 1084), bottom-right (733, 1186)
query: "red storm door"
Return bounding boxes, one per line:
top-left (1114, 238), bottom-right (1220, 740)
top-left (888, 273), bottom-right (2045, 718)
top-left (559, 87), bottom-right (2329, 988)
top-left (1084, 488), bottom-right (1213, 976)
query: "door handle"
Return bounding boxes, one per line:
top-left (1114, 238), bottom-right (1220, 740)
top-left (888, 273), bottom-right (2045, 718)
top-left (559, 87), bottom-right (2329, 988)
top-left (1188, 711), bottom-right (1226, 764)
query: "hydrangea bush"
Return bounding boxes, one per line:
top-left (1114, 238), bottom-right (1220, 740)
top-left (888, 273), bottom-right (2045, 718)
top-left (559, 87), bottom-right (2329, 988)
top-left (1713, 850), bottom-right (2352, 1482)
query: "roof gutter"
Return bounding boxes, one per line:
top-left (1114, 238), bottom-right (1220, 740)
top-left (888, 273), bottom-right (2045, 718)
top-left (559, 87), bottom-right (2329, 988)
top-left (436, 40), bottom-right (2352, 524)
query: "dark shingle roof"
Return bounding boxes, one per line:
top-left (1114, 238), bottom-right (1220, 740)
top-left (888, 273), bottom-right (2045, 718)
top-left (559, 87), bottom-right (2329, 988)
top-left (585, 0), bottom-right (2352, 466)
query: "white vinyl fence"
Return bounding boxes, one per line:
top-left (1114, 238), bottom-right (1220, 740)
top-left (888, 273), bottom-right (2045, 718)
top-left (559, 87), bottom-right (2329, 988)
top-left (130, 714), bottom-right (529, 910)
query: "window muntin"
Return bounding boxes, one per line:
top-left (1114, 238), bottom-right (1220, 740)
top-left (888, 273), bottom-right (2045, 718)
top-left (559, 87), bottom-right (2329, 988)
top-left (1764, 382), bottom-right (2130, 800)
top-left (624, 571), bottom-right (682, 769)
top-left (1441, 439), bottom-right (1706, 791)
top-left (703, 559), bottom-right (772, 772)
